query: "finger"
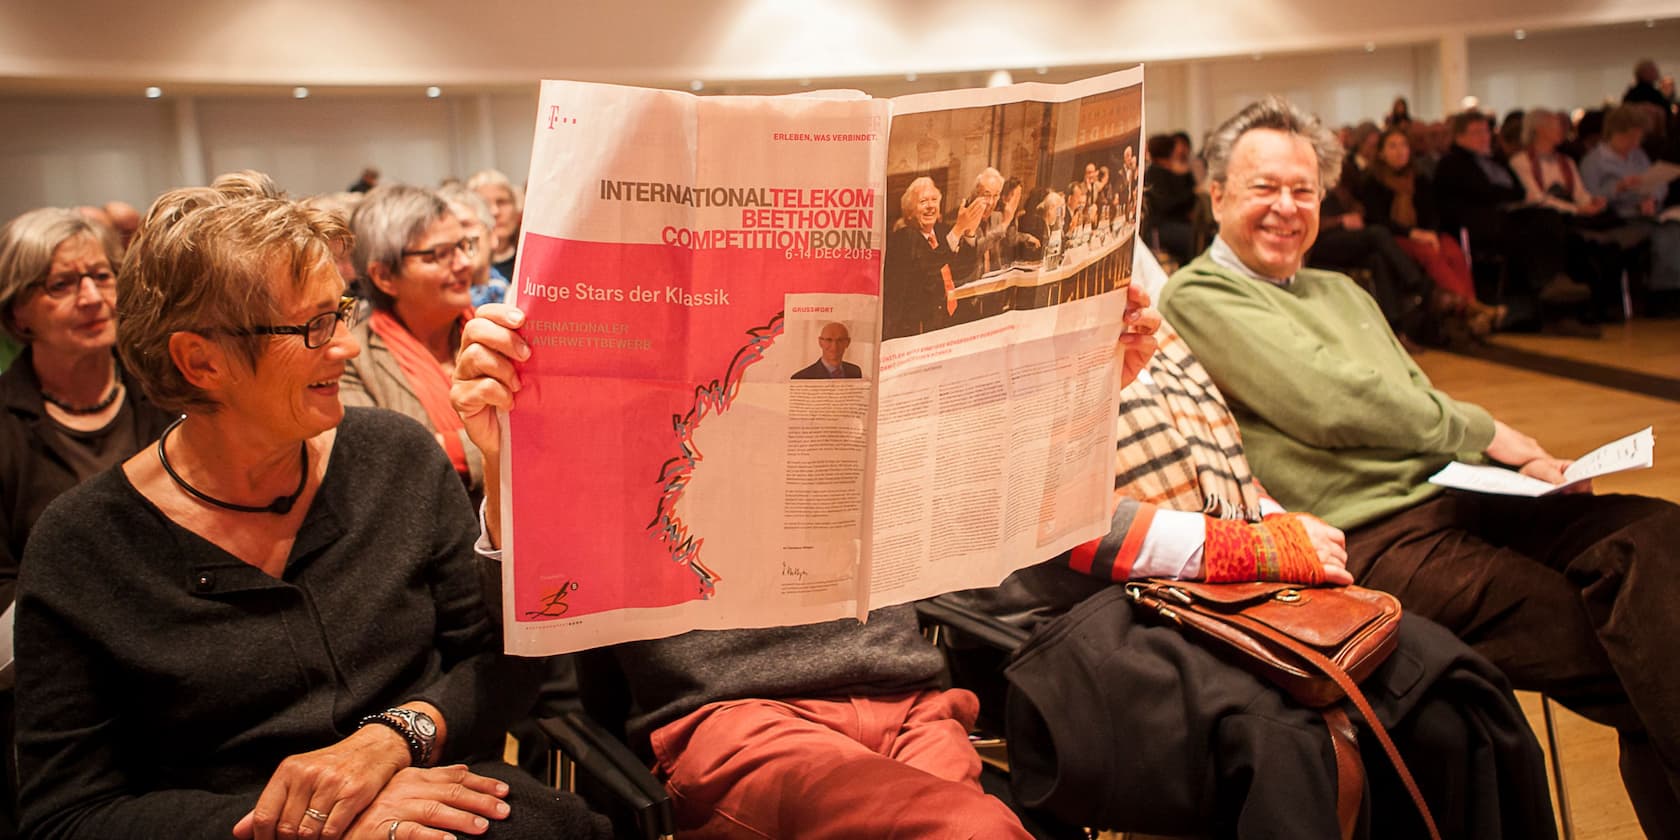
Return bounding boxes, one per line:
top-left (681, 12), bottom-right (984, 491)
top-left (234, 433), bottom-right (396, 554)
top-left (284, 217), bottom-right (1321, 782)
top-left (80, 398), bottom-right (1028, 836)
top-left (1322, 565), bottom-right (1355, 586)
top-left (459, 315), bottom-right (531, 365)
top-left (249, 772), bottom-right (294, 840)
top-left (234, 811), bottom-right (256, 840)
top-left (403, 800), bottom-right (497, 836)
top-left (393, 821), bottom-right (460, 840)
top-left (1127, 308), bottom-right (1162, 334)
top-left (454, 342), bottom-right (523, 392)
top-left (451, 379), bottom-right (515, 416)
top-left (472, 303), bottom-right (526, 329)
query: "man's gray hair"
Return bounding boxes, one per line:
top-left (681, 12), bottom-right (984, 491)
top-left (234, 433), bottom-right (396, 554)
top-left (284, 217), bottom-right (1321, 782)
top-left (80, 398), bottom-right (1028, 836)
top-left (1203, 96), bottom-right (1344, 190)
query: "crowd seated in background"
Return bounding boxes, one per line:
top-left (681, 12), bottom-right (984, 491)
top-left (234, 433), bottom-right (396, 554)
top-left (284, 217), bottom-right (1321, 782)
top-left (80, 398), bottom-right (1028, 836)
top-left (14, 175), bottom-right (610, 840)
top-left (1306, 163), bottom-right (1436, 346)
top-left (1432, 110), bottom-right (1601, 335)
top-left (344, 185), bottom-right (486, 500)
top-left (1359, 126), bottom-right (1507, 337)
top-left (1158, 95), bottom-right (1680, 838)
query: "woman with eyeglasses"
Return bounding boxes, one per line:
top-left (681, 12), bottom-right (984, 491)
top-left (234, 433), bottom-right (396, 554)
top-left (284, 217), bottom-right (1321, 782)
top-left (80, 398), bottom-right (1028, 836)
top-left (13, 179), bottom-right (608, 840)
top-left (344, 185), bottom-right (485, 499)
top-left (0, 208), bottom-right (174, 604)
top-left (0, 207), bottom-right (174, 836)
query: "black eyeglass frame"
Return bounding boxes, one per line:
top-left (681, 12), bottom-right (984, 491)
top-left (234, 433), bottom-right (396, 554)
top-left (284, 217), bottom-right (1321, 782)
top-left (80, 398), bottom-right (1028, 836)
top-left (37, 269), bottom-right (117, 300)
top-left (399, 237), bottom-right (478, 264)
top-left (227, 296), bottom-right (360, 349)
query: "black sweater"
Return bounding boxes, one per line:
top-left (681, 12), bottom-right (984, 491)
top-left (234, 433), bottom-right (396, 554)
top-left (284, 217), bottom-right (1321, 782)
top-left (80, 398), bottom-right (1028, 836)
top-left (16, 408), bottom-right (531, 840)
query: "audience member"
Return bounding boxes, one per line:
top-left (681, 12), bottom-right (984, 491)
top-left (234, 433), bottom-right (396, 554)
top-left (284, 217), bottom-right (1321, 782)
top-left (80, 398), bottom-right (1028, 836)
top-left (1385, 95), bottom-right (1412, 129)
top-left (348, 166), bottom-right (381, 194)
top-left (467, 170), bottom-right (523, 279)
top-left (0, 208), bottom-right (174, 837)
top-left (1583, 104), bottom-right (1680, 298)
top-left (344, 185), bottom-right (485, 498)
top-left (15, 178), bottom-right (608, 840)
top-left (438, 185), bottom-right (509, 307)
top-left (1433, 110), bottom-right (1596, 334)
top-left (1359, 127), bottom-right (1507, 336)
top-left (1625, 59), bottom-right (1674, 110)
top-left (451, 303), bottom-right (1041, 839)
top-left (1142, 134), bottom-right (1198, 266)
top-left (1308, 178), bottom-right (1436, 346)
top-left (1496, 109), bottom-right (1525, 159)
top-left (1160, 96), bottom-right (1680, 837)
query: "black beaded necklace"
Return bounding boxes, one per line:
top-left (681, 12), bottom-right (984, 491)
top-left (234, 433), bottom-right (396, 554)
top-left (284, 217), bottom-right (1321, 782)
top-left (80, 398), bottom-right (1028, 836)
top-left (41, 374), bottom-right (120, 415)
top-left (156, 417), bottom-right (309, 515)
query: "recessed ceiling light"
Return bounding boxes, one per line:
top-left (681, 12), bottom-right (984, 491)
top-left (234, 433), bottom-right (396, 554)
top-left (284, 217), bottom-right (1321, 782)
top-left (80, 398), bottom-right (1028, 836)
top-left (689, 79), bottom-right (704, 92)
top-left (1645, 18), bottom-right (1656, 27)
top-left (1363, 42), bottom-right (1376, 53)
top-left (905, 72), bottom-right (918, 82)
top-left (1034, 66), bottom-right (1049, 75)
top-left (145, 86), bottom-right (162, 99)
top-left (1513, 29), bottom-right (1526, 40)
top-left (426, 86), bottom-right (442, 98)
top-left (799, 78), bottom-right (812, 87)
top-left (987, 70), bottom-right (1014, 88)
top-left (293, 86), bottom-right (310, 99)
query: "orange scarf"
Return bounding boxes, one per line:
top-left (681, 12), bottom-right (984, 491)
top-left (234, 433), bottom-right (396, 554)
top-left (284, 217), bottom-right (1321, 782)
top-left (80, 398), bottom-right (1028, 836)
top-left (1372, 163), bottom-right (1418, 230)
top-left (367, 309), bottom-right (472, 474)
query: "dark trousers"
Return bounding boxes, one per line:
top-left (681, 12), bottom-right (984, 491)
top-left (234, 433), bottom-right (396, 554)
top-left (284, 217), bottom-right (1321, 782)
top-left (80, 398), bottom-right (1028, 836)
top-left (1310, 227), bottom-right (1431, 337)
top-left (1346, 491), bottom-right (1680, 835)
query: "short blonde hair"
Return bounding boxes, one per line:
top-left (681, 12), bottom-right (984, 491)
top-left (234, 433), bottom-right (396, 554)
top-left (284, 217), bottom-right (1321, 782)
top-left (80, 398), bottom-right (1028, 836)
top-left (896, 177), bottom-right (938, 231)
top-left (118, 178), bottom-right (350, 413)
top-left (0, 208), bottom-right (123, 342)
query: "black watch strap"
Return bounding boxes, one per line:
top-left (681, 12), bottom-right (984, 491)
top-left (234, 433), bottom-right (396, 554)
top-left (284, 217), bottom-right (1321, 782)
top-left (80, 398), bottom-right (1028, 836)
top-left (357, 708), bottom-right (434, 767)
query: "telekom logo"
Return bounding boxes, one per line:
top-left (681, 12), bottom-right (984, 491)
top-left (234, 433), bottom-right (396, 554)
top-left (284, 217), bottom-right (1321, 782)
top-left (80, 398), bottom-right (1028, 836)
top-left (548, 105), bottom-right (578, 129)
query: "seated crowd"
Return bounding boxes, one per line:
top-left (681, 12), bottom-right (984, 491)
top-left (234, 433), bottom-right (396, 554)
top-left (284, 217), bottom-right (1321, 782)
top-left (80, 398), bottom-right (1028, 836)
top-left (0, 60), bottom-right (1677, 840)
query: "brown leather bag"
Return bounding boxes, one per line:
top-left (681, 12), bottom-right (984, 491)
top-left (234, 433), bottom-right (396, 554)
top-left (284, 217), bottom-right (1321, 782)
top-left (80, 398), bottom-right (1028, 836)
top-left (1125, 579), bottom-right (1440, 840)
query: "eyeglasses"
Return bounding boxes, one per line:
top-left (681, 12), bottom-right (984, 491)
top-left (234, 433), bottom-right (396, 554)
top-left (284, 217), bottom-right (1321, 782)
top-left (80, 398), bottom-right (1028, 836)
top-left (229, 296), bottom-right (360, 349)
top-left (38, 269), bottom-right (116, 300)
top-left (400, 237), bottom-right (478, 264)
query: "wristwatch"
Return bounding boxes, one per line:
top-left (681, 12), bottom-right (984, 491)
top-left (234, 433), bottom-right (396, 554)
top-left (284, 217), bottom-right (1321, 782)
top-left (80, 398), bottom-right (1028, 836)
top-left (358, 707), bottom-right (437, 767)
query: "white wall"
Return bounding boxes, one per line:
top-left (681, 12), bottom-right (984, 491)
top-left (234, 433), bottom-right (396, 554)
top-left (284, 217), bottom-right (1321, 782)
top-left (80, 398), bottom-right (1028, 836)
top-left (1467, 22), bottom-right (1680, 114)
top-left (2, 18), bottom-right (1676, 219)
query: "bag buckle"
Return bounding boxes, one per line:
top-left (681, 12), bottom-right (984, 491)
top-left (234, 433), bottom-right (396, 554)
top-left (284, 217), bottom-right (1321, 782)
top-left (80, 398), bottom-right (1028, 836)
top-left (1274, 589), bottom-right (1304, 603)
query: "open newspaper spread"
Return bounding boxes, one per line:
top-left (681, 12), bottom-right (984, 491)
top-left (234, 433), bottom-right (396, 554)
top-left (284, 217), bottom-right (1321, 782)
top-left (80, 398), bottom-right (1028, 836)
top-left (499, 67), bottom-right (1144, 654)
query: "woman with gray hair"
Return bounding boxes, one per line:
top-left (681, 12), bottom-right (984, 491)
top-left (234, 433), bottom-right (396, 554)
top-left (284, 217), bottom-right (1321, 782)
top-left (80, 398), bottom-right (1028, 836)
top-left (0, 208), bottom-right (173, 600)
top-left (345, 185), bottom-right (484, 498)
top-left (437, 185), bottom-right (508, 307)
top-left (1508, 109), bottom-right (1605, 216)
top-left (13, 178), bottom-right (608, 840)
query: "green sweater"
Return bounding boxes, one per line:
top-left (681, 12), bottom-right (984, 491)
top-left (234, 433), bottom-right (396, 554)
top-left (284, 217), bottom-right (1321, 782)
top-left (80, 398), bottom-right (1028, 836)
top-left (1159, 255), bottom-right (1496, 529)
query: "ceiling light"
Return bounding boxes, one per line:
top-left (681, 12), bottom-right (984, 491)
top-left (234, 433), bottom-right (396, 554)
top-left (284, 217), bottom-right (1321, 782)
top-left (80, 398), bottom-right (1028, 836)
top-left (689, 80), bottom-right (704, 92)
top-left (425, 86), bottom-right (442, 98)
top-left (293, 86), bottom-right (310, 99)
top-left (1034, 66), bottom-right (1049, 75)
top-left (1363, 42), bottom-right (1376, 53)
top-left (987, 70), bottom-right (1014, 88)
top-left (145, 86), bottom-right (162, 99)
top-left (1513, 29), bottom-right (1526, 40)
top-left (905, 72), bottom-right (918, 82)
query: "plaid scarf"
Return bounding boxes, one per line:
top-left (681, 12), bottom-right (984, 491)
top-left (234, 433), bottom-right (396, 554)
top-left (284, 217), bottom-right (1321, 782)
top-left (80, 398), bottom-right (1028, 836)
top-left (1114, 323), bottom-right (1262, 521)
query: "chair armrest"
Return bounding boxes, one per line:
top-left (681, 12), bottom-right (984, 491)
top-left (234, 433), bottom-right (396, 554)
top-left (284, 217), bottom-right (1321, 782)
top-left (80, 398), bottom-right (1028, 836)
top-left (537, 712), bottom-right (674, 839)
top-left (915, 595), bottom-right (1031, 652)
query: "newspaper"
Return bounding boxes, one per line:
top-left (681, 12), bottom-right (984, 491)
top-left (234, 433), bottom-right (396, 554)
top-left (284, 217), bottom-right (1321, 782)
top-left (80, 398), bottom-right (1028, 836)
top-left (499, 68), bottom-right (1144, 654)
top-left (1428, 426), bottom-right (1654, 496)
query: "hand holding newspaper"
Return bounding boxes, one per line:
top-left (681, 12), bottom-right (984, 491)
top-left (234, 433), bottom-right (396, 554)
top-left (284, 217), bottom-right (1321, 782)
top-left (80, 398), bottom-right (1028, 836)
top-left (1429, 427), bottom-right (1654, 496)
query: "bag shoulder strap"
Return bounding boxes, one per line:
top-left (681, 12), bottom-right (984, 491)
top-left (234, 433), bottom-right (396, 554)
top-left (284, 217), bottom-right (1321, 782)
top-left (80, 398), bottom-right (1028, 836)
top-left (1226, 611), bottom-right (1443, 840)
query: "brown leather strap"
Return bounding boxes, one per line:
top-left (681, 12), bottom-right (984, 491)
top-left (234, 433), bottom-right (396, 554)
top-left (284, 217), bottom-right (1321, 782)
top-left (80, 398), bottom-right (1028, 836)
top-left (1323, 707), bottom-right (1363, 840)
top-left (1222, 611), bottom-right (1443, 840)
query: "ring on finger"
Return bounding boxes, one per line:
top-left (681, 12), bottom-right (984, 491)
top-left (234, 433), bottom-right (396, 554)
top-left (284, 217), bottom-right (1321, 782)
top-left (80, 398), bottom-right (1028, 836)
top-left (304, 807), bottom-right (330, 822)
top-left (388, 818), bottom-right (403, 840)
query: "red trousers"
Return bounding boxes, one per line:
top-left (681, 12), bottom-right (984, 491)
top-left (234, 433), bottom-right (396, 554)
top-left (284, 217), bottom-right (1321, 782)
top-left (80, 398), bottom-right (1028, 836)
top-left (1392, 234), bottom-right (1475, 302)
top-left (649, 689), bottom-right (1032, 839)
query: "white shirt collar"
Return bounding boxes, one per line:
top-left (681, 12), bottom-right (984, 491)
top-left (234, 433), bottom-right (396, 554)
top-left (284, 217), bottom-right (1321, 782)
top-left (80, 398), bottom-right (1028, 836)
top-left (1209, 236), bottom-right (1294, 287)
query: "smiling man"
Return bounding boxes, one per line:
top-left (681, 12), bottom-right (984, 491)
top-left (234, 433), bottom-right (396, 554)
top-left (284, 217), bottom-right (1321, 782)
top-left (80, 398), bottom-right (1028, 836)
top-left (1160, 96), bottom-right (1680, 836)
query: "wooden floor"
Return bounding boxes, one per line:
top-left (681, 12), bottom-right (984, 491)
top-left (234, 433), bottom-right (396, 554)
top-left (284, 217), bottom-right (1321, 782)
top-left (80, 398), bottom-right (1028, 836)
top-left (1410, 318), bottom-right (1680, 840)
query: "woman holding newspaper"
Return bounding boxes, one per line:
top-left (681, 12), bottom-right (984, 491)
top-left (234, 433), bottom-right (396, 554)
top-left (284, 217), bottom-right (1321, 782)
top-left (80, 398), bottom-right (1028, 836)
top-left (13, 178), bottom-right (608, 840)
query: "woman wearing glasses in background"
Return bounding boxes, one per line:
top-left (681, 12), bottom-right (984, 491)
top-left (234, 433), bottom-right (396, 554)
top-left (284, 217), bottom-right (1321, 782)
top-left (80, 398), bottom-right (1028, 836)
top-left (0, 207), bottom-right (174, 836)
top-left (344, 185), bottom-right (485, 500)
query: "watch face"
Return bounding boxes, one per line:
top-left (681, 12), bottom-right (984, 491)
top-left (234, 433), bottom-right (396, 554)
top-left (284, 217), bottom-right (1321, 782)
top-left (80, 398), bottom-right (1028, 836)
top-left (411, 712), bottom-right (437, 738)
